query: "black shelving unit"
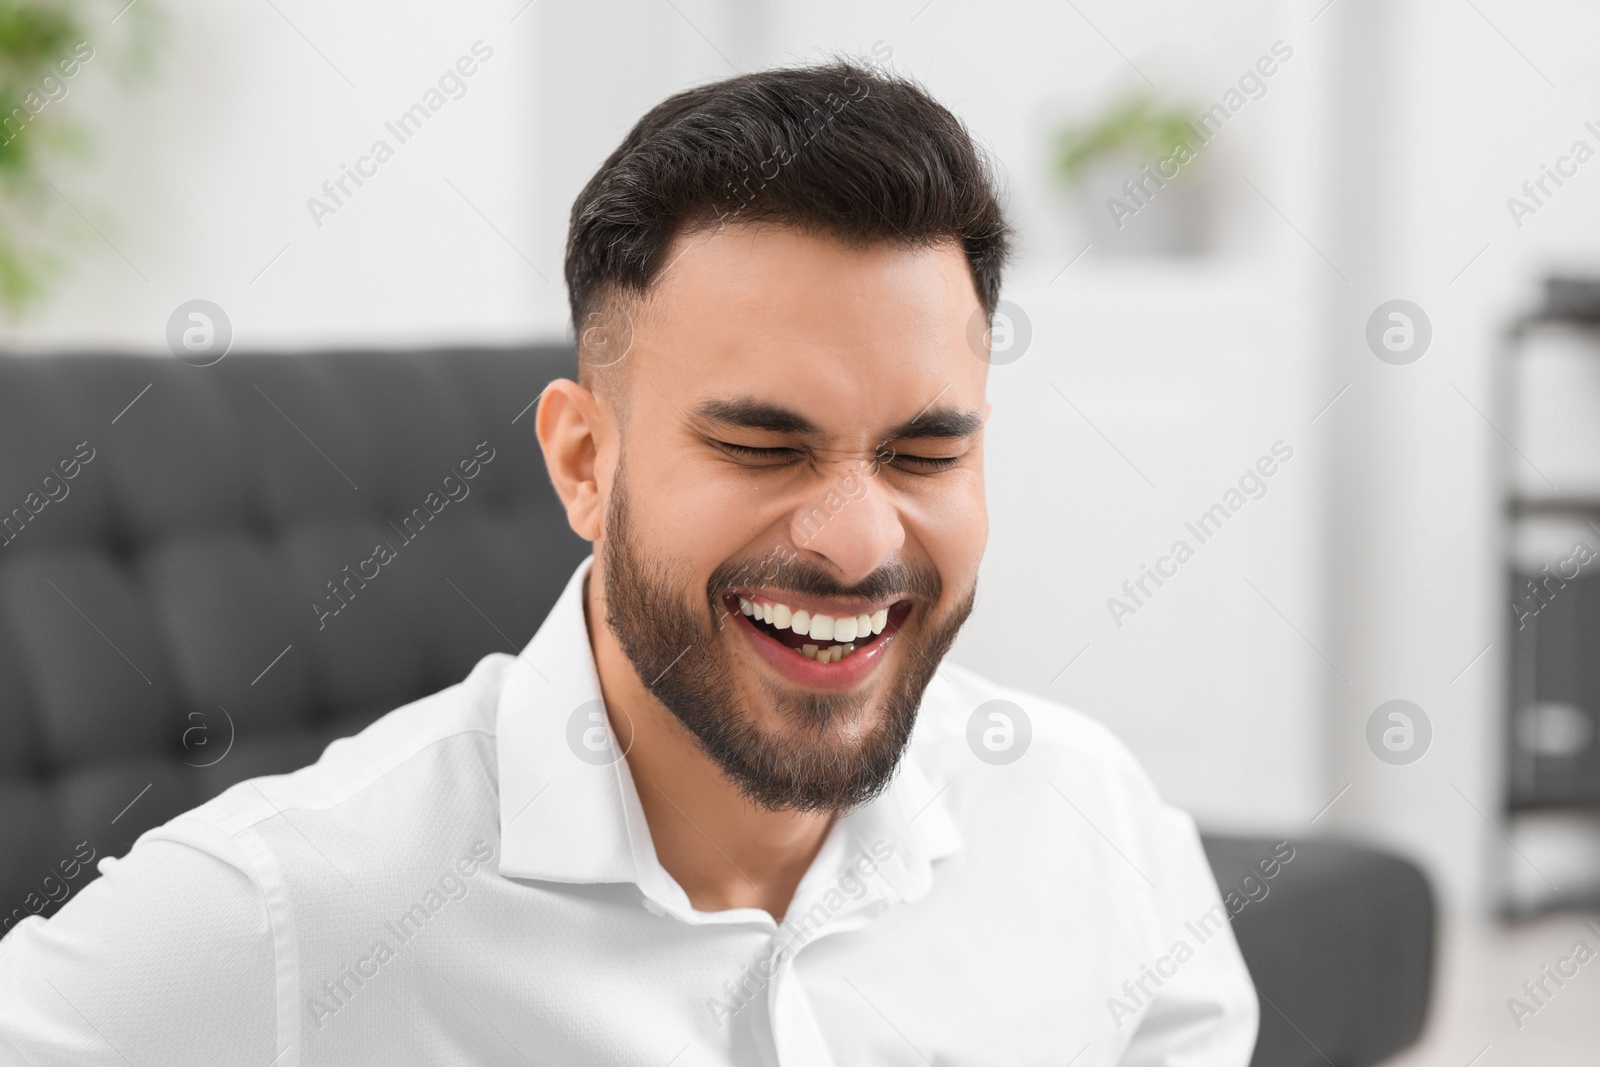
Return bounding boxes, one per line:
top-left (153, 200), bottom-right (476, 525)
top-left (1504, 277), bottom-right (1600, 915)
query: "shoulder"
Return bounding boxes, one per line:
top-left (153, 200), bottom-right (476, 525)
top-left (157, 651), bottom-right (516, 848)
top-left (907, 660), bottom-right (1229, 954)
top-left (0, 653), bottom-right (522, 1061)
top-left (911, 658), bottom-right (1163, 802)
top-left (0, 835), bottom-right (279, 1060)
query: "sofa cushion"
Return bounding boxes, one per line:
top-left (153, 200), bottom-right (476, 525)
top-left (0, 347), bottom-right (590, 931)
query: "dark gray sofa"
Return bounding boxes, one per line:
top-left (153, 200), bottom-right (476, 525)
top-left (0, 348), bottom-right (1433, 1064)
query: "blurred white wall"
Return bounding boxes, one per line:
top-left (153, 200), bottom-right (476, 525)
top-left (1, 0), bottom-right (559, 350)
top-left (1317, 0), bottom-right (1600, 915)
top-left (12, 0), bottom-right (1600, 915)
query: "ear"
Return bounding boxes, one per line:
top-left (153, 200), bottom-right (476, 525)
top-left (535, 378), bottom-right (608, 542)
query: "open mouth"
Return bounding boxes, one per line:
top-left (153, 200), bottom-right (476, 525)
top-left (723, 593), bottom-right (912, 664)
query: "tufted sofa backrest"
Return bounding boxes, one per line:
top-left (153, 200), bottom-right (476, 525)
top-left (0, 347), bottom-right (590, 931)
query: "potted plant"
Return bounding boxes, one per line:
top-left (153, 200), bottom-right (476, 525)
top-left (1051, 94), bottom-right (1213, 257)
top-left (0, 0), bottom-right (156, 312)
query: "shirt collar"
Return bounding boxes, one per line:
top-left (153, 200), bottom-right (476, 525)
top-left (495, 556), bottom-right (962, 914)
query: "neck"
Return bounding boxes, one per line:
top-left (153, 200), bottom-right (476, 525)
top-left (584, 565), bottom-right (834, 921)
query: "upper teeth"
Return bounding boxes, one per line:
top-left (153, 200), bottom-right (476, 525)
top-left (738, 598), bottom-right (888, 639)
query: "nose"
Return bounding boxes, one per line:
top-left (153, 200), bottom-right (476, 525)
top-left (786, 462), bottom-right (905, 585)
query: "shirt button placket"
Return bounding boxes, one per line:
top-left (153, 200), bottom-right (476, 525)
top-left (767, 950), bottom-right (839, 1067)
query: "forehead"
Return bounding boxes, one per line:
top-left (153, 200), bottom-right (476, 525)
top-left (625, 223), bottom-right (987, 436)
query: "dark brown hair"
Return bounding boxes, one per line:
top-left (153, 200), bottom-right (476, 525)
top-left (564, 59), bottom-right (1011, 351)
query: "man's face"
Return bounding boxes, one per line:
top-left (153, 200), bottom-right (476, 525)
top-left (595, 223), bottom-right (989, 813)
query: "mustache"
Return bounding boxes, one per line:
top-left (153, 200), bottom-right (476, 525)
top-left (707, 550), bottom-right (942, 607)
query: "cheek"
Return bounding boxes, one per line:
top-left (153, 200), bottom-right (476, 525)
top-left (904, 473), bottom-right (988, 581)
top-left (621, 440), bottom-right (773, 570)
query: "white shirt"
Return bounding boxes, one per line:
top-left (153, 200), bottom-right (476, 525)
top-left (0, 557), bottom-right (1257, 1066)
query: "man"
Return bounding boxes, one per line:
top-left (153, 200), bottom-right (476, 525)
top-left (0, 62), bottom-right (1256, 1064)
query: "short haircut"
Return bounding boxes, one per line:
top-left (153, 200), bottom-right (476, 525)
top-left (564, 59), bottom-right (1012, 381)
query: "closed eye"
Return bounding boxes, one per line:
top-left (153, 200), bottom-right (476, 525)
top-left (891, 454), bottom-right (961, 473)
top-left (711, 439), bottom-right (965, 473)
top-left (712, 440), bottom-right (803, 466)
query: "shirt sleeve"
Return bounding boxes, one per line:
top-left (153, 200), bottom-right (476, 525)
top-left (1117, 804), bottom-right (1259, 1067)
top-left (0, 835), bottom-right (278, 1066)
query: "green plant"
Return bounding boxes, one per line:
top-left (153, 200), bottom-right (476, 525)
top-left (1052, 95), bottom-right (1197, 189)
top-left (0, 0), bottom-right (156, 312)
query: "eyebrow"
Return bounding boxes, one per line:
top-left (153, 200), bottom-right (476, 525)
top-left (693, 398), bottom-right (818, 435)
top-left (691, 397), bottom-right (984, 443)
top-left (884, 406), bottom-right (985, 442)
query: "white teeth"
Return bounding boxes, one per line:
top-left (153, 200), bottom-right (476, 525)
top-left (742, 596), bottom-right (893, 651)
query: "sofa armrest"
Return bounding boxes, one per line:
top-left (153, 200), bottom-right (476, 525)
top-left (1201, 834), bottom-right (1436, 1067)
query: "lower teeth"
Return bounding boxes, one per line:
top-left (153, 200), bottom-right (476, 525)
top-left (801, 642), bottom-right (856, 663)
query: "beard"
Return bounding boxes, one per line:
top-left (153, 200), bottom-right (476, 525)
top-left (599, 465), bottom-right (975, 814)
